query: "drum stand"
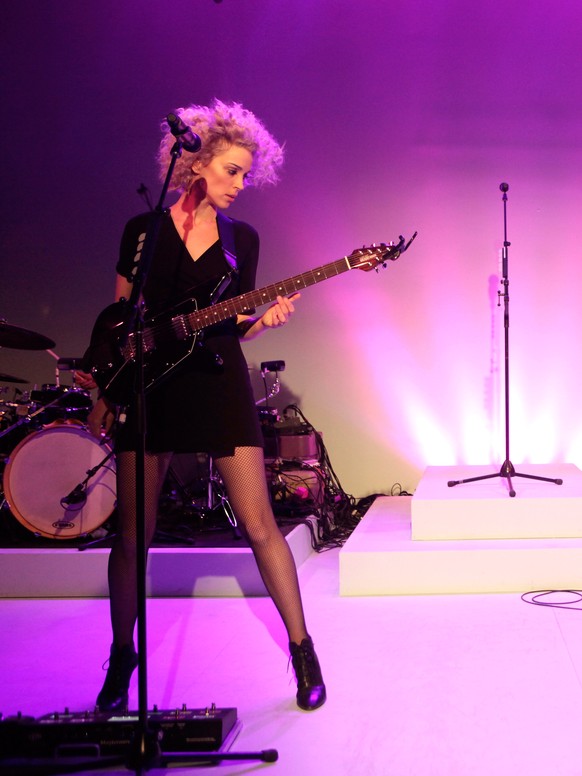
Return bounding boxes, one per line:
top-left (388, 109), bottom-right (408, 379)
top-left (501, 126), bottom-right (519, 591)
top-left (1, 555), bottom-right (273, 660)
top-left (447, 183), bottom-right (563, 497)
top-left (205, 456), bottom-right (242, 538)
top-left (158, 454), bottom-right (242, 541)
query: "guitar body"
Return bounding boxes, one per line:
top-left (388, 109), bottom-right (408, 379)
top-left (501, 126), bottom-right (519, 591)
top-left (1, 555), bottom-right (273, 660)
top-left (85, 300), bottom-right (202, 403)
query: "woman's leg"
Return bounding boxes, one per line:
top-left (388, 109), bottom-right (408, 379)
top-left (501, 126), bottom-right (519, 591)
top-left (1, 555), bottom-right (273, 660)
top-left (96, 449), bottom-right (172, 711)
top-left (107, 450), bottom-right (172, 647)
top-left (214, 446), bottom-right (308, 644)
top-left (214, 446), bottom-right (326, 710)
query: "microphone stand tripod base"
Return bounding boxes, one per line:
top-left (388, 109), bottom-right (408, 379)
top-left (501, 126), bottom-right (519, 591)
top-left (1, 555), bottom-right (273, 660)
top-left (448, 460), bottom-right (563, 498)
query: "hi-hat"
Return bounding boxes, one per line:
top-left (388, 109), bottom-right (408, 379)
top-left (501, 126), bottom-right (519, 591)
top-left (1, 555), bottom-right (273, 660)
top-left (0, 321), bottom-right (56, 350)
top-left (0, 371), bottom-right (27, 383)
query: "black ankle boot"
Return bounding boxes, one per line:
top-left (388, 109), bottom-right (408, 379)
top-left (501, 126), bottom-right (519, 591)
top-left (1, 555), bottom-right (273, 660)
top-left (289, 636), bottom-right (326, 711)
top-left (96, 644), bottom-right (138, 712)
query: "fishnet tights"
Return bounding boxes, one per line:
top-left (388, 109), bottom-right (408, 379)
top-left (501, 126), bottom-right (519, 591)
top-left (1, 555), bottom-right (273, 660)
top-left (214, 446), bottom-right (308, 645)
top-left (108, 446), bottom-right (308, 648)
top-left (108, 450), bottom-right (172, 648)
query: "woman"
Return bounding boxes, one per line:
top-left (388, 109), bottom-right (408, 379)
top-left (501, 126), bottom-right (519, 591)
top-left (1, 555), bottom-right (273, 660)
top-left (82, 99), bottom-right (326, 712)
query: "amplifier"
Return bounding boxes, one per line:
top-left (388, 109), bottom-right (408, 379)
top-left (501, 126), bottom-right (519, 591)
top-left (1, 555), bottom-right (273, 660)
top-left (0, 705), bottom-right (238, 758)
top-left (261, 416), bottom-right (320, 462)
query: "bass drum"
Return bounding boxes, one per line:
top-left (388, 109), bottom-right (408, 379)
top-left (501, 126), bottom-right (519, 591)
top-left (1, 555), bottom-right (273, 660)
top-left (3, 424), bottom-right (116, 539)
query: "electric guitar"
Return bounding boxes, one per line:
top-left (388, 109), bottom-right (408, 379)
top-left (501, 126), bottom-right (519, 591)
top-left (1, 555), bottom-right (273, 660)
top-left (85, 232), bottom-right (417, 403)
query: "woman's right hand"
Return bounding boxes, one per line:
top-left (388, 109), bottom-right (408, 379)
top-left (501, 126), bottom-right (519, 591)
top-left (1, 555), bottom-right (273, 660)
top-left (73, 369), bottom-right (98, 391)
top-left (87, 396), bottom-right (117, 440)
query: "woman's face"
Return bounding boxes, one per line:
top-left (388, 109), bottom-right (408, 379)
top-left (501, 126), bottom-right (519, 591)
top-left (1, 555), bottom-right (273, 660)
top-left (194, 145), bottom-right (253, 209)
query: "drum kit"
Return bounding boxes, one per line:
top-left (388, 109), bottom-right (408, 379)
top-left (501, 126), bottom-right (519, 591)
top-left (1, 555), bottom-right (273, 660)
top-left (0, 320), bottom-right (116, 540)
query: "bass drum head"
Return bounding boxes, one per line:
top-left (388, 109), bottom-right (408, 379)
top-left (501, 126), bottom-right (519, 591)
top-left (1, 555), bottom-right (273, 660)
top-left (3, 425), bottom-right (116, 539)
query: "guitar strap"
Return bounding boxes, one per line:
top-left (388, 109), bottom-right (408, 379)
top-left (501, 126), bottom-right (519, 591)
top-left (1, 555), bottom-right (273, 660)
top-left (207, 211), bottom-right (238, 305)
top-left (216, 211), bottom-right (238, 275)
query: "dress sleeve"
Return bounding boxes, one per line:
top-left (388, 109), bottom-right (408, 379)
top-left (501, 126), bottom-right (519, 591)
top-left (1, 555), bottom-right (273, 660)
top-left (116, 214), bottom-right (149, 283)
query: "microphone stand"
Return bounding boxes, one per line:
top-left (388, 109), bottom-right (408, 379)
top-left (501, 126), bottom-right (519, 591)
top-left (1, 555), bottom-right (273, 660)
top-left (0, 122), bottom-right (277, 776)
top-left (447, 183), bottom-right (563, 497)
top-left (120, 138), bottom-right (183, 773)
top-left (111, 132), bottom-right (273, 772)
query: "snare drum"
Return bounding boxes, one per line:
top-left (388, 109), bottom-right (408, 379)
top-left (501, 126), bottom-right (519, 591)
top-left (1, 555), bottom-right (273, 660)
top-left (30, 385), bottom-right (93, 424)
top-left (3, 424), bottom-right (116, 539)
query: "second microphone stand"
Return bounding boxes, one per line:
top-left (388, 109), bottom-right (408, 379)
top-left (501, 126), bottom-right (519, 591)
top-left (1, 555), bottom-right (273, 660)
top-left (447, 183), bottom-right (563, 498)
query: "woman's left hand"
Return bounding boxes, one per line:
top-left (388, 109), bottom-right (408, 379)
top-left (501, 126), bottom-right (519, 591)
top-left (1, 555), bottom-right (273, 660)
top-left (261, 293), bottom-right (300, 329)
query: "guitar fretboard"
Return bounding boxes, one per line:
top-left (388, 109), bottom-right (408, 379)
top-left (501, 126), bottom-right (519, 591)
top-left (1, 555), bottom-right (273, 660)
top-left (183, 253), bottom-right (363, 333)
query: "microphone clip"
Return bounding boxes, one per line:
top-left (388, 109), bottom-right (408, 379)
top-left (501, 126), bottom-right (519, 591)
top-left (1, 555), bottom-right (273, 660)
top-left (60, 484), bottom-right (87, 510)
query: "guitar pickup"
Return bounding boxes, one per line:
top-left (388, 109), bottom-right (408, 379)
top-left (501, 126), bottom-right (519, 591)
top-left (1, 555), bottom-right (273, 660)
top-left (171, 316), bottom-right (193, 341)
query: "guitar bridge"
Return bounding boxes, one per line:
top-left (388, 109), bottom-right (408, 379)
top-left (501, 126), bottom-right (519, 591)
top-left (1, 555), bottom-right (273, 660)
top-left (122, 327), bottom-right (158, 360)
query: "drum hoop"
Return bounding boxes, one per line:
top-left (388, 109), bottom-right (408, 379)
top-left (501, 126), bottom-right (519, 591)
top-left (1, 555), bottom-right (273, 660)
top-left (3, 424), bottom-right (116, 539)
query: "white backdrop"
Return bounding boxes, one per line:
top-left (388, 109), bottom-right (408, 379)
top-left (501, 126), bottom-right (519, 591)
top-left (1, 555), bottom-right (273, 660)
top-left (2, 1), bottom-right (581, 498)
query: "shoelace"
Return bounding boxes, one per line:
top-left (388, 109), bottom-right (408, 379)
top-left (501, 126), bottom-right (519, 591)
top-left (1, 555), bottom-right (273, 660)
top-left (289, 646), bottom-right (319, 683)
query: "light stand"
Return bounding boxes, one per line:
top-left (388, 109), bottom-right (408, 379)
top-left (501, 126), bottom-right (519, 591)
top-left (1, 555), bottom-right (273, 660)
top-left (447, 183), bottom-right (563, 497)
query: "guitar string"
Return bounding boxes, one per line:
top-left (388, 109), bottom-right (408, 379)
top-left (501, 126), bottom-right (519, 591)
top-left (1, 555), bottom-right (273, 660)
top-left (132, 248), bottom-right (387, 348)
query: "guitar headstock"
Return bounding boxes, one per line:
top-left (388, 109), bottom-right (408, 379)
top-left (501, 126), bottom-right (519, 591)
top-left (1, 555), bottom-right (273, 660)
top-left (349, 231), bottom-right (418, 272)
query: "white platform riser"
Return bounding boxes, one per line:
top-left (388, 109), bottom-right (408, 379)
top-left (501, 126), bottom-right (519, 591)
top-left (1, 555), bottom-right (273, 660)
top-left (340, 545), bottom-right (582, 595)
top-left (339, 465), bottom-right (582, 595)
top-left (0, 523), bottom-right (313, 598)
top-left (412, 464), bottom-right (582, 541)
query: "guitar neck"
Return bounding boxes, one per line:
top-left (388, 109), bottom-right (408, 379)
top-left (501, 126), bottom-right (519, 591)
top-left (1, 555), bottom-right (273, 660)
top-left (184, 254), bottom-right (355, 332)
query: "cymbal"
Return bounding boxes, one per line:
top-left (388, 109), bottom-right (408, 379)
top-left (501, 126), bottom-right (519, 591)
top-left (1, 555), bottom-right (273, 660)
top-left (0, 371), bottom-right (27, 384)
top-left (0, 321), bottom-right (56, 350)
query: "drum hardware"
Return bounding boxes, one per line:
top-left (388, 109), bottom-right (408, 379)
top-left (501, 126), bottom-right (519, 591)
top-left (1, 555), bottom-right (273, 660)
top-left (0, 319), bottom-right (56, 350)
top-left (260, 360), bottom-right (285, 374)
top-left (255, 360), bottom-right (285, 407)
top-left (206, 456), bottom-right (241, 537)
top-left (158, 454), bottom-right (241, 541)
top-left (56, 356), bottom-right (87, 372)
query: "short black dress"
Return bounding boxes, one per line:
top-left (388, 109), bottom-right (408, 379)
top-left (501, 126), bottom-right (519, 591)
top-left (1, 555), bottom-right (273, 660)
top-left (115, 211), bottom-right (263, 456)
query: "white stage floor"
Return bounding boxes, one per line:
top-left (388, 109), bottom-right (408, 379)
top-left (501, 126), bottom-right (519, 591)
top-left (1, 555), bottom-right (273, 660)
top-left (3, 547), bottom-right (582, 775)
top-left (3, 465), bottom-right (582, 774)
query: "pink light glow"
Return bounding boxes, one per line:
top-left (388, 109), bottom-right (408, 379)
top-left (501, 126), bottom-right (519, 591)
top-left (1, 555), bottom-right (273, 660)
top-left (3, 1), bottom-right (582, 496)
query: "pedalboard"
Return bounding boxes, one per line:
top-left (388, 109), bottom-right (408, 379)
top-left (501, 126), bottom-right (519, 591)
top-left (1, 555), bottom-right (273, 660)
top-left (0, 704), bottom-right (238, 759)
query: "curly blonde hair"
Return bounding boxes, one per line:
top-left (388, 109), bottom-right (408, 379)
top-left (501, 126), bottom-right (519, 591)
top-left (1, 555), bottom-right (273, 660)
top-left (158, 99), bottom-right (284, 192)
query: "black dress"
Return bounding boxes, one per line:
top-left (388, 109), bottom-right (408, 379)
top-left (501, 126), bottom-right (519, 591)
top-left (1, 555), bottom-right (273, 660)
top-left (115, 211), bottom-right (263, 456)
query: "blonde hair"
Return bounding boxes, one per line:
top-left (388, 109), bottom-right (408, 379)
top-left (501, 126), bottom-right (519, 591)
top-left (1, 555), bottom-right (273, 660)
top-left (158, 99), bottom-right (284, 192)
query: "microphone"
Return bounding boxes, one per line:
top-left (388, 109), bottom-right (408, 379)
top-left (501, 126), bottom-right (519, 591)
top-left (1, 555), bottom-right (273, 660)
top-left (166, 113), bottom-right (202, 152)
top-left (60, 484), bottom-right (87, 509)
top-left (499, 182), bottom-right (509, 192)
